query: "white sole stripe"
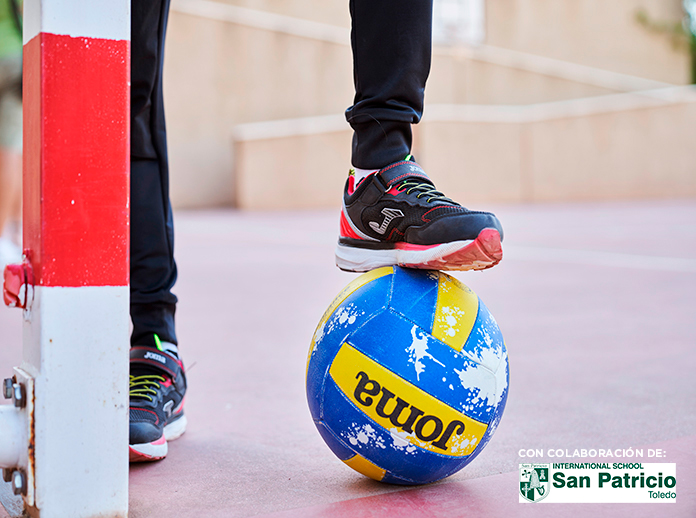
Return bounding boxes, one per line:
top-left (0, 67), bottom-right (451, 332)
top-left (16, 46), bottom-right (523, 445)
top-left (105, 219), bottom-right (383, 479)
top-left (335, 240), bottom-right (476, 271)
top-left (129, 441), bottom-right (167, 460)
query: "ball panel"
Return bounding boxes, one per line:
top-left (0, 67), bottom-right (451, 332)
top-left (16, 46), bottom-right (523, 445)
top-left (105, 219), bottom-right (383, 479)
top-left (329, 342), bottom-right (487, 457)
top-left (445, 302), bottom-right (508, 421)
top-left (461, 300), bottom-right (506, 373)
top-left (307, 266), bottom-right (393, 370)
top-left (346, 310), bottom-right (498, 423)
top-left (456, 302), bottom-right (509, 420)
top-left (453, 374), bottom-right (510, 473)
top-left (343, 454), bottom-right (386, 482)
top-left (445, 344), bottom-right (509, 475)
top-left (314, 420), bottom-right (356, 461)
top-left (431, 272), bottom-right (480, 352)
top-left (306, 273), bottom-right (394, 419)
top-left (386, 267), bottom-right (439, 333)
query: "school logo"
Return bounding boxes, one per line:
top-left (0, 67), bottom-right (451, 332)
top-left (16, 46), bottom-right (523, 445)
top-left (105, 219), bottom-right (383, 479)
top-left (520, 464), bottom-right (550, 502)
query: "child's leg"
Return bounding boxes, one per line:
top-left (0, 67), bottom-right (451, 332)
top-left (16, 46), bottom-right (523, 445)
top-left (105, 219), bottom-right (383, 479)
top-left (338, 0), bottom-right (503, 273)
top-left (129, 0), bottom-right (187, 463)
top-left (130, 0), bottom-right (178, 348)
top-left (346, 0), bottom-right (433, 169)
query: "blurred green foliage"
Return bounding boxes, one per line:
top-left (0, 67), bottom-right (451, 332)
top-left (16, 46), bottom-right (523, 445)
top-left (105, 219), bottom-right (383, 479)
top-left (635, 5), bottom-right (695, 83)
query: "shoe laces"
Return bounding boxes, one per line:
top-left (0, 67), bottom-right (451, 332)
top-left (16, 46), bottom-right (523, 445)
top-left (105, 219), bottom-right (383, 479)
top-left (397, 180), bottom-right (459, 205)
top-left (130, 374), bottom-right (166, 402)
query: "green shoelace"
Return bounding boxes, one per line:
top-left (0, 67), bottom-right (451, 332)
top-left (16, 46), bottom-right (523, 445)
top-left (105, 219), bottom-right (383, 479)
top-left (397, 180), bottom-right (458, 205)
top-left (129, 374), bottom-right (165, 402)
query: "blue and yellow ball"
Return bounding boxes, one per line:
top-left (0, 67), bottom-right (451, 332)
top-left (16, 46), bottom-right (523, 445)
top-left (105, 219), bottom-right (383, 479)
top-left (306, 266), bottom-right (509, 485)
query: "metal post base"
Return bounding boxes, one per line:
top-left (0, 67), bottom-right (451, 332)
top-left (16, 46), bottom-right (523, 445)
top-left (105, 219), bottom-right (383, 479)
top-left (0, 480), bottom-right (24, 518)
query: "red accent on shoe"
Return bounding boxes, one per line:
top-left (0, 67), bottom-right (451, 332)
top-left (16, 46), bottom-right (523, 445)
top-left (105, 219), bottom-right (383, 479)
top-left (401, 229), bottom-right (503, 271)
top-left (347, 175), bottom-right (356, 195)
top-left (128, 433), bottom-right (167, 462)
top-left (421, 205), bottom-right (464, 223)
top-left (421, 206), bottom-right (438, 223)
top-left (348, 172), bottom-right (376, 196)
top-left (387, 227), bottom-right (404, 241)
top-left (381, 166), bottom-right (430, 187)
top-left (161, 378), bottom-right (172, 388)
top-left (339, 211), bottom-right (363, 240)
top-left (129, 448), bottom-right (151, 462)
top-left (129, 445), bottom-right (166, 463)
top-left (394, 242), bottom-right (440, 251)
top-left (386, 186), bottom-right (400, 196)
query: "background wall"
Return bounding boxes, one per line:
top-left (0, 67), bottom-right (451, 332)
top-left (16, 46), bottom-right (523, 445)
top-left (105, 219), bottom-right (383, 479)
top-left (162, 0), bottom-right (693, 209)
top-left (486, 0), bottom-right (691, 84)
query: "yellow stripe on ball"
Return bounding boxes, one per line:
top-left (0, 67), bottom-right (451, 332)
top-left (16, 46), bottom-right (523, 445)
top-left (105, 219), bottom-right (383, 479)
top-left (330, 343), bottom-right (487, 457)
top-left (343, 453), bottom-right (386, 481)
top-left (432, 273), bottom-right (479, 352)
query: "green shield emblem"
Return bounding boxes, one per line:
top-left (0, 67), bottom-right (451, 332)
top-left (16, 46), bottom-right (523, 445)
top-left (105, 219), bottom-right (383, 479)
top-left (519, 464), bottom-right (550, 502)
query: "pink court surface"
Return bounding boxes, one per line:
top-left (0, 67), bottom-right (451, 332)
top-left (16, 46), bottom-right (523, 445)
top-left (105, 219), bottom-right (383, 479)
top-left (1, 200), bottom-right (694, 517)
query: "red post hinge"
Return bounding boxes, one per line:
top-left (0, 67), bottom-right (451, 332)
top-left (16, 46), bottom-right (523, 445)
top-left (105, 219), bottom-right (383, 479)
top-left (3, 258), bottom-right (34, 309)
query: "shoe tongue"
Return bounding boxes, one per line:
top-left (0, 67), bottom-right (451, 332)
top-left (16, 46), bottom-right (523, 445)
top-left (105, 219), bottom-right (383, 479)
top-left (378, 161), bottom-right (432, 188)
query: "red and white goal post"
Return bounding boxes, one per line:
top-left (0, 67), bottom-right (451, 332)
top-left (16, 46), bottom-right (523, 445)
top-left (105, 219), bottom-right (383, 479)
top-left (1, 1), bottom-right (130, 516)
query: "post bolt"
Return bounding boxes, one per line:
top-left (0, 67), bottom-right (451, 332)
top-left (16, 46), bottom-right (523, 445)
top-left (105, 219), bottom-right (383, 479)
top-left (11, 470), bottom-right (26, 496)
top-left (2, 378), bottom-right (12, 399)
top-left (12, 383), bottom-right (25, 408)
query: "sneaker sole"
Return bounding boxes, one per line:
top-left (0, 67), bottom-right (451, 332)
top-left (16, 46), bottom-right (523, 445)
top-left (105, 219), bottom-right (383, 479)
top-left (335, 228), bottom-right (502, 272)
top-left (129, 415), bottom-right (188, 463)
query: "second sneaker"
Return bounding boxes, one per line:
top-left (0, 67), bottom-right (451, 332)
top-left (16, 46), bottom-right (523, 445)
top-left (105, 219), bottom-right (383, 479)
top-left (129, 343), bottom-right (187, 462)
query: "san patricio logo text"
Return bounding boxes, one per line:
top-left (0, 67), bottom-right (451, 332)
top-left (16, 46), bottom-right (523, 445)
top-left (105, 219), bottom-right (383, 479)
top-left (520, 462), bottom-right (677, 503)
top-left (552, 463), bottom-right (676, 491)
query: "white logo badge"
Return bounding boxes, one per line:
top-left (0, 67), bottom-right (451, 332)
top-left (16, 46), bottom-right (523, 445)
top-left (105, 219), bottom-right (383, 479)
top-left (144, 351), bottom-right (167, 364)
top-left (369, 208), bottom-right (404, 235)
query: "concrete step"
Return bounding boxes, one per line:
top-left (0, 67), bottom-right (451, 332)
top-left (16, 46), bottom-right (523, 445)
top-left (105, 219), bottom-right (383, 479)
top-left (164, 0), bottom-right (676, 208)
top-left (232, 86), bottom-right (696, 209)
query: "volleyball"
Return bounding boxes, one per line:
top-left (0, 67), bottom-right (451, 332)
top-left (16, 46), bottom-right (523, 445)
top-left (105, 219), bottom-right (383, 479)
top-left (306, 266), bottom-right (508, 485)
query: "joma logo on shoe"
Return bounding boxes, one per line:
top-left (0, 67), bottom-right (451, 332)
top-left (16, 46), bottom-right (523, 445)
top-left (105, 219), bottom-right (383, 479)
top-left (144, 351), bottom-right (167, 364)
top-left (369, 208), bottom-right (404, 235)
top-left (353, 371), bottom-right (465, 451)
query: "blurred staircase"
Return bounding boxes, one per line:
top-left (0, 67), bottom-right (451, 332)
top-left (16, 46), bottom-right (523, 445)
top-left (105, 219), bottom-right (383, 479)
top-left (164, 0), bottom-right (696, 208)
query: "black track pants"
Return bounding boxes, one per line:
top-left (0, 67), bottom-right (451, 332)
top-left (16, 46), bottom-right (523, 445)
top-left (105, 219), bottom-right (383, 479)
top-left (346, 0), bottom-right (433, 169)
top-left (130, 0), bottom-right (177, 346)
top-left (129, 0), bottom-right (434, 343)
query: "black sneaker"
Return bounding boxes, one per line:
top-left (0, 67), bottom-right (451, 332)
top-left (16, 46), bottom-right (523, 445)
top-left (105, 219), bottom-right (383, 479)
top-left (336, 158), bottom-right (503, 272)
top-left (129, 345), bottom-right (187, 462)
